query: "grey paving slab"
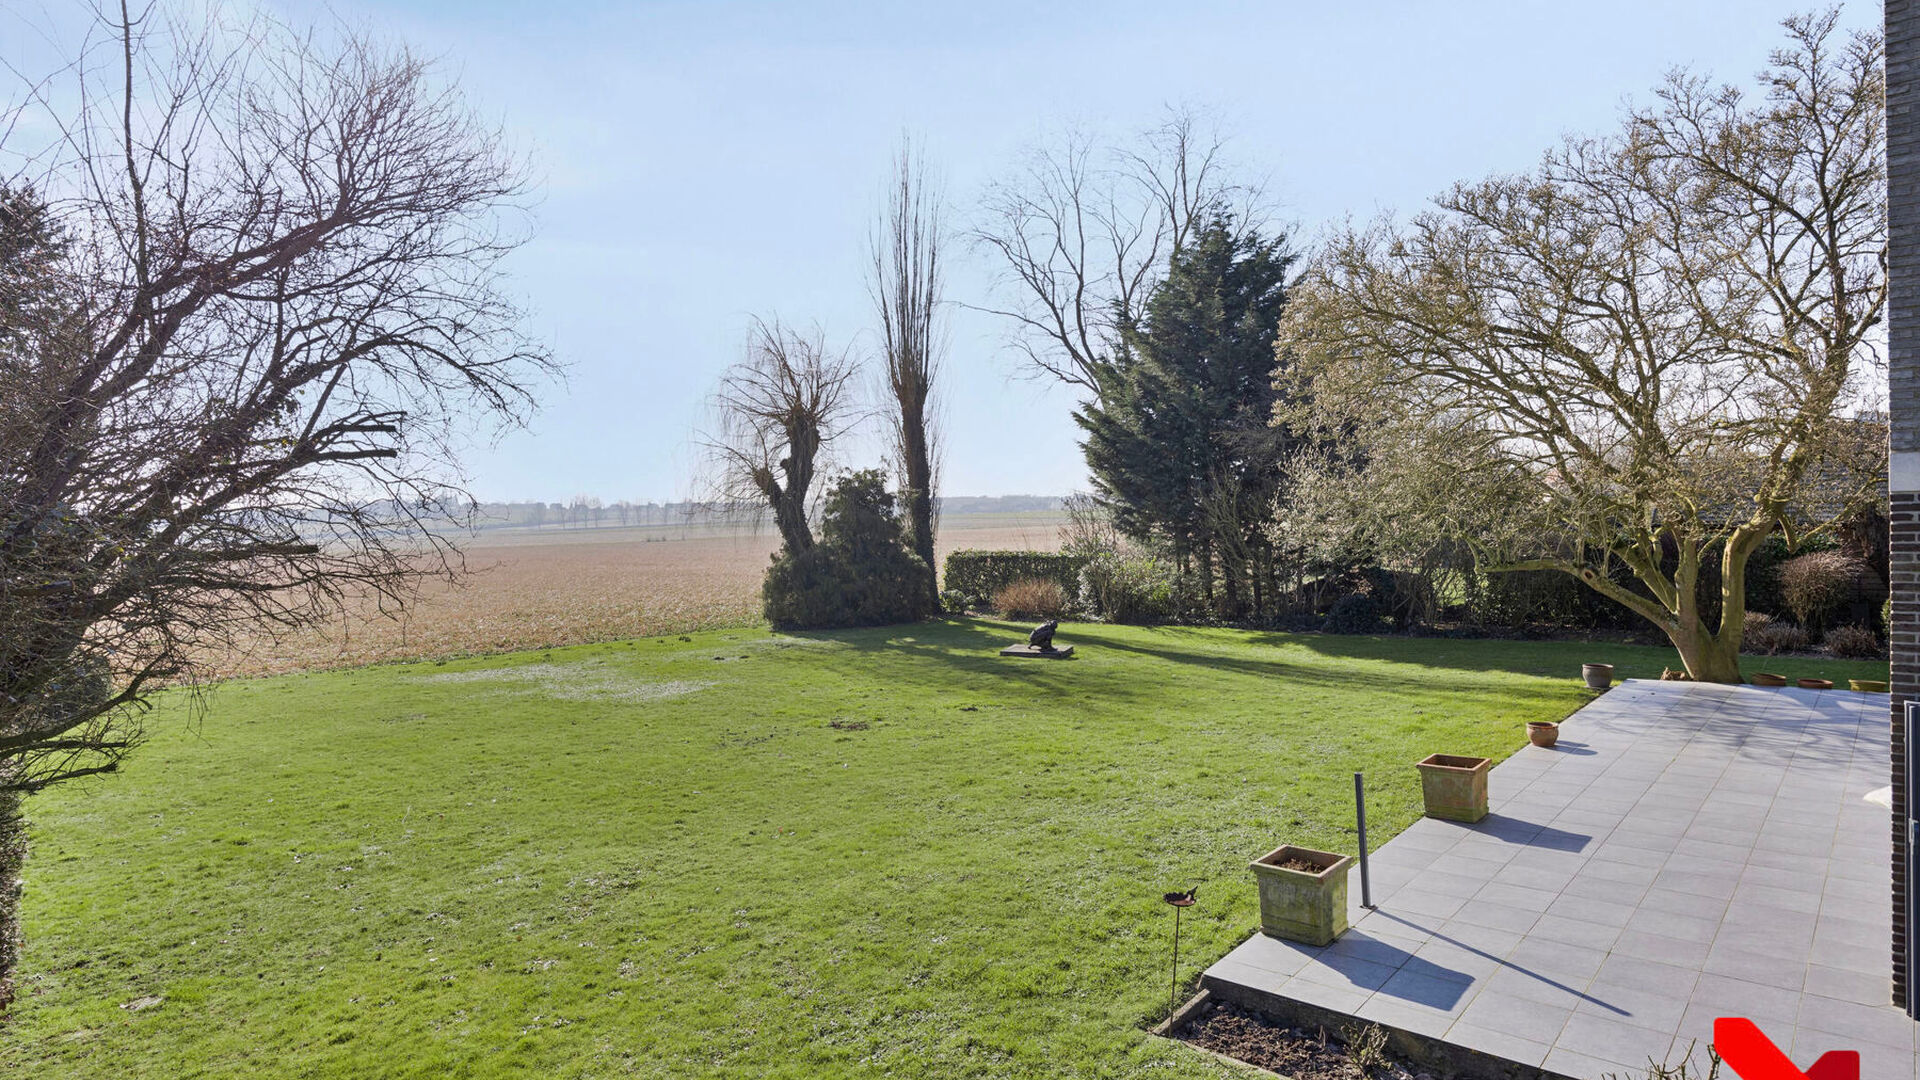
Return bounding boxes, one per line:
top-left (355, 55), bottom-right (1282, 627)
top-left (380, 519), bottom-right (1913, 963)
top-left (1200, 679), bottom-right (1917, 1079)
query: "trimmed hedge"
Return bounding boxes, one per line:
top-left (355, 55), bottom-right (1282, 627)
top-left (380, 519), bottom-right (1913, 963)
top-left (943, 550), bottom-right (1088, 611)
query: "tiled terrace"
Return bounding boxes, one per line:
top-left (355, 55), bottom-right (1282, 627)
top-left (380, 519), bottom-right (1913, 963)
top-left (1202, 679), bottom-right (1910, 1078)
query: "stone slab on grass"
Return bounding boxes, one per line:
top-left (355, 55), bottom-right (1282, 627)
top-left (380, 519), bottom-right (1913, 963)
top-left (999, 644), bottom-right (1074, 659)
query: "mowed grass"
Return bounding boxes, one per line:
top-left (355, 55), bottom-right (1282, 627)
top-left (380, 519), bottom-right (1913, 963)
top-left (4, 621), bottom-right (1889, 1078)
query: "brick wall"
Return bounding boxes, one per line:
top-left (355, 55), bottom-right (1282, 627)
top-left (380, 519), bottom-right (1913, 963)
top-left (1888, 0), bottom-right (1918, 1011)
top-left (1895, 499), bottom-right (1916, 1009)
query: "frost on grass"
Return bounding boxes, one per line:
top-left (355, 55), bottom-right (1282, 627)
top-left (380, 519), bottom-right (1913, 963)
top-left (415, 660), bottom-right (713, 703)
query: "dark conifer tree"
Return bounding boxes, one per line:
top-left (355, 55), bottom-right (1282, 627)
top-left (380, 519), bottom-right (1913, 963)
top-left (1076, 216), bottom-right (1296, 617)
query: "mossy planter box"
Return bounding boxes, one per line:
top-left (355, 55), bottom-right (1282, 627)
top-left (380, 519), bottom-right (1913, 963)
top-left (1416, 753), bottom-right (1492, 823)
top-left (1250, 845), bottom-right (1353, 946)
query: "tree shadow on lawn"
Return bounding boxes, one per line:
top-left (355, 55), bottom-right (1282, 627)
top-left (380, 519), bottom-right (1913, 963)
top-left (780, 619), bottom-right (1163, 708)
top-left (1148, 624), bottom-right (1643, 680)
top-left (1270, 627), bottom-right (1889, 684)
top-left (782, 619), bottom-right (1583, 713)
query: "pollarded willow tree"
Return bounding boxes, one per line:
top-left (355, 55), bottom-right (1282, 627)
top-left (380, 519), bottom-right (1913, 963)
top-left (705, 318), bottom-right (860, 558)
top-left (0, 3), bottom-right (552, 1006)
top-left (1273, 10), bottom-right (1886, 682)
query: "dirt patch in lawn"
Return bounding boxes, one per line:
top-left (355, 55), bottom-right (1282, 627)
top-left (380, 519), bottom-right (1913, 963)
top-left (1176, 998), bottom-right (1431, 1080)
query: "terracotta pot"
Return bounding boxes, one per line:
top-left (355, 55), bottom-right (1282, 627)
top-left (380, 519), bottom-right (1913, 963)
top-left (1415, 753), bottom-right (1492, 823)
top-left (1250, 844), bottom-right (1353, 946)
top-left (1750, 672), bottom-right (1788, 687)
top-left (1797, 678), bottom-right (1833, 690)
top-left (1582, 662), bottom-right (1615, 691)
top-left (1850, 679), bottom-right (1890, 693)
top-left (1527, 721), bottom-right (1559, 748)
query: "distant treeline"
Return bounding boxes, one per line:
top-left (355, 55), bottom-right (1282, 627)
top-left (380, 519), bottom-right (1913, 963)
top-left (934, 495), bottom-right (1062, 514)
top-left (466, 494), bottom-right (1063, 531)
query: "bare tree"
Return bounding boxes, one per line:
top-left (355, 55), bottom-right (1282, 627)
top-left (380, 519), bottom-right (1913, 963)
top-left (972, 108), bottom-right (1261, 397)
top-left (1273, 11), bottom-right (1885, 682)
top-left (870, 140), bottom-right (944, 602)
top-left (706, 318), bottom-right (859, 557)
top-left (0, 2), bottom-right (553, 1005)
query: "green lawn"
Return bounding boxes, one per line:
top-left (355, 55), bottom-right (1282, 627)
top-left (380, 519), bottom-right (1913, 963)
top-left (2, 621), bottom-right (1888, 1078)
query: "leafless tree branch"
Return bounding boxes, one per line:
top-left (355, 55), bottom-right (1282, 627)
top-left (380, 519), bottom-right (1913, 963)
top-left (701, 317), bottom-right (860, 557)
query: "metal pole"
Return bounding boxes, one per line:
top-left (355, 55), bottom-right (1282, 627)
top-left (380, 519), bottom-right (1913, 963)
top-left (1169, 904), bottom-right (1182, 1016)
top-left (1354, 772), bottom-right (1373, 910)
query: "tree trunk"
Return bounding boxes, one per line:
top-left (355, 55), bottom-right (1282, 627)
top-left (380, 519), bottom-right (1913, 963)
top-left (900, 417), bottom-right (937, 606)
top-left (1668, 619), bottom-right (1745, 683)
top-left (1220, 546), bottom-right (1244, 619)
top-left (0, 788), bottom-right (24, 1012)
top-left (1567, 528), bottom-right (1771, 683)
top-left (773, 494), bottom-right (813, 557)
top-left (754, 462), bottom-right (814, 559)
top-left (1199, 537), bottom-right (1215, 611)
top-left (1525, 525), bottom-right (1769, 683)
top-left (1251, 542), bottom-right (1266, 617)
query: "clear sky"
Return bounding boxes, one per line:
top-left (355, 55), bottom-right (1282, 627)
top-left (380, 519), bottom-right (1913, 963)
top-left (4, 1), bottom-right (1883, 503)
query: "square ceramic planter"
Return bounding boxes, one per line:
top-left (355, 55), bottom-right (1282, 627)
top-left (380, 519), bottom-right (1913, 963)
top-left (1250, 844), bottom-right (1353, 946)
top-left (1416, 753), bottom-right (1491, 823)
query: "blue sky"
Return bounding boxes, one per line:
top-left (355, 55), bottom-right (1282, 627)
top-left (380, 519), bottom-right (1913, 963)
top-left (6, 1), bottom-right (1882, 502)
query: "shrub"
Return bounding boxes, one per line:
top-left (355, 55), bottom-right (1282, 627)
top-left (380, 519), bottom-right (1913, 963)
top-left (1471, 564), bottom-right (1644, 631)
top-left (1824, 624), bottom-right (1882, 659)
top-left (992, 578), bottom-right (1069, 620)
top-left (939, 588), bottom-right (970, 615)
top-left (1778, 549), bottom-right (1868, 631)
top-left (1079, 552), bottom-right (1177, 624)
top-left (1322, 592), bottom-right (1383, 634)
top-left (943, 551), bottom-right (1088, 611)
top-left (1743, 610), bottom-right (1775, 636)
top-left (1742, 534), bottom-right (1838, 618)
top-left (1361, 566), bottom-right (1437, 629)
top-left (762, 471), bottom-right (936, 630)
top-left (1745, 619), bottom-right (1810, 655)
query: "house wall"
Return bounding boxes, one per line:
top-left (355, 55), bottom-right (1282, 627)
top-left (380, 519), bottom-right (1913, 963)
top-left (1888, 0), bottom-right (1918, 1011)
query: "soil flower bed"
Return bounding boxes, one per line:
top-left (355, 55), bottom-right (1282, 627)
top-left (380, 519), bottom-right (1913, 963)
top-left (1177, 998), bottom-right (1432, 1080)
